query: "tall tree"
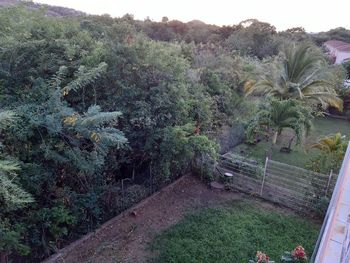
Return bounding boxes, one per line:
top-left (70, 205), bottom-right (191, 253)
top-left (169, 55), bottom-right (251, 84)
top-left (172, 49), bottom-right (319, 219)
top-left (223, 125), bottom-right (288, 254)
top-left (226, 19), bottom-right (278, 59)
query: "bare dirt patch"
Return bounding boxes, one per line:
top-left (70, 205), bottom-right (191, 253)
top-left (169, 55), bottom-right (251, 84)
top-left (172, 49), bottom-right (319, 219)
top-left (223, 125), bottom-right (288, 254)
top-left (44, 175), bottom-right (308, 263)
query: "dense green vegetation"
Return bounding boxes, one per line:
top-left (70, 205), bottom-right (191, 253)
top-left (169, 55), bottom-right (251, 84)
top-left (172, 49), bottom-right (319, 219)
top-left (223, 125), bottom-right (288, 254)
top-left (0, 6), bottom-right (248, 261)
top-left (246, 98), bottom-right (312, 145)
top-left (151, 202), bottom-right (320, 263)
top-left (245, 44), bottom-right (344, 111)
top-left (0, 2), bottom-right (349, 261)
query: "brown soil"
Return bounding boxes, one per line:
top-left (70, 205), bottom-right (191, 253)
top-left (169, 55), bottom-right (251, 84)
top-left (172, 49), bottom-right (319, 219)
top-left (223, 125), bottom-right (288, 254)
top-left (44, 175), bottom-right (302, 263)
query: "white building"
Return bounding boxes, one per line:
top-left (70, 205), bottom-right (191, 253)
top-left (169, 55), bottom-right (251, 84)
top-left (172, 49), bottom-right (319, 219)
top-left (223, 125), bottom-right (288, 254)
top-left (324, 40), bottom-right (350, 64)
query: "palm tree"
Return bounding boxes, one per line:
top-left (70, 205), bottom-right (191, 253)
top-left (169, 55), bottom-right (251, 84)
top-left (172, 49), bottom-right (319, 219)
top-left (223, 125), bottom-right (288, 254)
top-left (246, 98), bottom-right (312, 145)
top-left (311, 133), bottom-right (347, 153)
top-left (245, 43), bottom-right (343, 111)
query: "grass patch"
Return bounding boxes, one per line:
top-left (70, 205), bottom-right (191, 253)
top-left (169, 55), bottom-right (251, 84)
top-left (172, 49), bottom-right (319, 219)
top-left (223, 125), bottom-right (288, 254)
top-left (312, 117), bottom-right (350, 138)
top-left (233, 141), bottom-right (318, 167)
top-left (150, 202), bottom-right (319, 263)
top-left (234, 117), bottom-right (350, 168)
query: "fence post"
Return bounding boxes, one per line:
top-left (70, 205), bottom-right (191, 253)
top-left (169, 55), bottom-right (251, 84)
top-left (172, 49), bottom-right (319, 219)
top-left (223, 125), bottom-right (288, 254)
top-left (132, 166), bottom-right (135, 181)
top-left (121, 178), bottom-right (126, 205)
top-left (149, 164), bottom-right (153, 194)
top-left (201, 154), bottom-right (204, 181)
top-left (260, 157), bottom-right (269, 197)
top-left (325, 169), bottom-right (333, 197)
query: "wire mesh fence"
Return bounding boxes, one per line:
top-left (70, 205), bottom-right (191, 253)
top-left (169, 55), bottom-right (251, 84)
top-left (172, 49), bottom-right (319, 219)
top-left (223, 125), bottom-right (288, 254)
top-left (107, 164), bottom-right (186, 218)
top-left (216, 153), bottom-right (337, 213)
top-left (99, 165), bottom-right (169, 220)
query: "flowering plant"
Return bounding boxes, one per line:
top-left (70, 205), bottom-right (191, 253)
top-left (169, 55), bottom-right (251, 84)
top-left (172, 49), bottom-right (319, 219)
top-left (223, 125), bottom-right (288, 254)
top-left (281, 245), bottom-right (307, 262)
top-left (248, 251), bottom-right (275, 263)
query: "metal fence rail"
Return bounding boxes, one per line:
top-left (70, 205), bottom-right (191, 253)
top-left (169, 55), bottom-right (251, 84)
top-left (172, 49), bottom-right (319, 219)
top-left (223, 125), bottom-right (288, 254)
top-left (311, 142), bottom-right (350, 263)
top-left (341, 215), bottom-right (350, 263)
top-left (216, 153), bottom-right (337, 213)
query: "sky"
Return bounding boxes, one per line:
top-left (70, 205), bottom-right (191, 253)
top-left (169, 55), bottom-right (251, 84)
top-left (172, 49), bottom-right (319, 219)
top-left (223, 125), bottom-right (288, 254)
top-left (34, 0), bottom-right (350, 32)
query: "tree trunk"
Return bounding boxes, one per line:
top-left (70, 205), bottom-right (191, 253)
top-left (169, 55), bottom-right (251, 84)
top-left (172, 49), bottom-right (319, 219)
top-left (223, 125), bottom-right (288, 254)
top-left (0, 251), bottom-right (8, 263)
top-left (272, 131), bottom-right (278, 144)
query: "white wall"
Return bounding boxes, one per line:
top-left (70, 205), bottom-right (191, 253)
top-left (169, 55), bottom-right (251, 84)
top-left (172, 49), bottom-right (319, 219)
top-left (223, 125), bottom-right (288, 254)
top-left (335, 51), bottom-right (350, 64)
top-left (324, 44), bottom-right (350, 64)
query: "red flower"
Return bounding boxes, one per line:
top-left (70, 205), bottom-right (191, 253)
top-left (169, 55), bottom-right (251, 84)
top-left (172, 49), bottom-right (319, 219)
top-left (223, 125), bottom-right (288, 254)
top-left (255, 251), bottom-right (270, 263)
top-left (292, 245), bottom-right (307, 260)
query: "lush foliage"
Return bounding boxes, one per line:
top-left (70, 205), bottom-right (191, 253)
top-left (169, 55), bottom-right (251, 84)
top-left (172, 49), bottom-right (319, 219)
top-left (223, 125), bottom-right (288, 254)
top-left (306, 133), bottom-right (348, 173)
top-left (0, 6), bottom-right (250, 261)
top-left (0, 111), bottom-right (33, 208)
top-left (0, 3), bottom-right (348, 261)
top-left (246, 98), bottom-right (312, 145)
top-left (226, 19), bottom-right (278, 59)
top-left (311, 132), bottom-right (348, 153)
top-left (245, 44), bottom-right (344, 111)
top-left (151, 203), bottom-right (319, 263)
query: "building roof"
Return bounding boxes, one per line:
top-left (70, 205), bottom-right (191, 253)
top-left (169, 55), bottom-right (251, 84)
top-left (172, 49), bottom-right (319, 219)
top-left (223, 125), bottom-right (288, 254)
top-left (324, 40), bottom-right (350, 52)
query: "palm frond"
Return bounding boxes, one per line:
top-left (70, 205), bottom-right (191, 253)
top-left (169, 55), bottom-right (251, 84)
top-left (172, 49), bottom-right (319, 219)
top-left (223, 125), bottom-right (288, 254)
top-left (245, 43), bottom-right (341, 110)
top-left (311, 133), bottom-right (347, 153)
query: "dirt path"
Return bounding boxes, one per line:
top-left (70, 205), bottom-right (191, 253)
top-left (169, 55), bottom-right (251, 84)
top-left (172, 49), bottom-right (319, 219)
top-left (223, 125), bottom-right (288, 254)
top-left (45, 175), bottom-right (301, 263)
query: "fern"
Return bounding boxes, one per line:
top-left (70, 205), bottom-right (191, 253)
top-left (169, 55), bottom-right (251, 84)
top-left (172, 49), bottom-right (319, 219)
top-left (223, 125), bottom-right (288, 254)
top-left (0, 171), bottom-right (33, 208)
top-left (0, 110), bottom-right (16, 129)
top-left (49, 66), bottom-right (69, 89)
top-left (62, 62), bottom-right (107, 94)
top-left (63, 105), bottom-right (127, 148)
top-left (0, 111), bottom-right (33, 208)
top-left (81, 106), bottom-right (122, 126)
top-left (0, 159), bottom-right (21, 173)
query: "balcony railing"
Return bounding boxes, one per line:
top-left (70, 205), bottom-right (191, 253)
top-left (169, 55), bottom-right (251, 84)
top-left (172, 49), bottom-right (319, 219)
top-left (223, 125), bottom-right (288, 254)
top-left (311, 142), bottom-right (350, 263)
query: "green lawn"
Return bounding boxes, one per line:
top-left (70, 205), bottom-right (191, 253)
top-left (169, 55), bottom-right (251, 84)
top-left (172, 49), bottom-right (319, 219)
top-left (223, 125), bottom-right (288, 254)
top-left (150, 202), bottom-right (319, 263)
top-left (233, 117), bottom-right (350, 168)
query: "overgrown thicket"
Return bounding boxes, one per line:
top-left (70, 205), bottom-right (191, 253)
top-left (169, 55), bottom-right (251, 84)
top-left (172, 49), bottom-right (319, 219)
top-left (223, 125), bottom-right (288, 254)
top-left (0, 7), bottom-right (251, 262)
top-left (0, 4), bottom-right (348, 262)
